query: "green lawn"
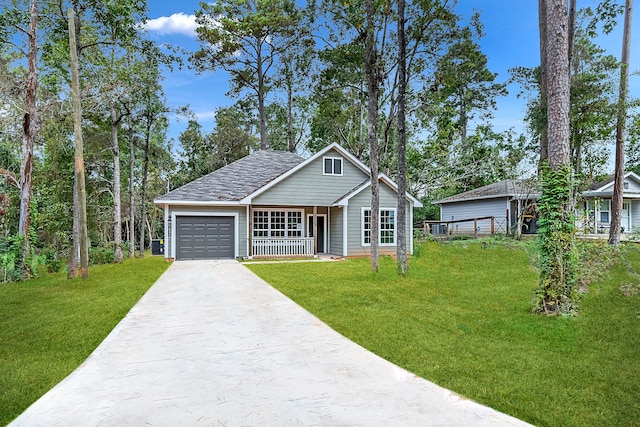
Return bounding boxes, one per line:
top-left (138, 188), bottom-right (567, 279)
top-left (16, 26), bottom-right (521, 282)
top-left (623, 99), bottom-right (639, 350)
top-left (248, 241), bottom-right (640, 427)
top-left (0, 256), bottom-right (170, 426)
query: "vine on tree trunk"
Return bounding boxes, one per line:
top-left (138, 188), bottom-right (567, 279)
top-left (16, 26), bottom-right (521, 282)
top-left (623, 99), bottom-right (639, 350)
top-left (534, 163), bottom-right (579, 316)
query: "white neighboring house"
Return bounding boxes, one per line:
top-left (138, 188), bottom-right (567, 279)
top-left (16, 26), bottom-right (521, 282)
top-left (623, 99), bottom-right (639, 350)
top-left (578, 171), bottom-right (640, 235)
top-left (434, 172), bottom-right (640, 237)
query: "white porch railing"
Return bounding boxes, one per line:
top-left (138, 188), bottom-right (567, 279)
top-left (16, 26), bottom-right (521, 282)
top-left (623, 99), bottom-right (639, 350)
top-left (252, 237), bottom-right (315, 258)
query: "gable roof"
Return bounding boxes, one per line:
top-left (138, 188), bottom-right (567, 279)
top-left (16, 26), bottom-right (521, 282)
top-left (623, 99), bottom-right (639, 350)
top-left (155, 150), bottom-right (304, 204)
top-left (332, 174), bottom-right (423, 207)
top-left (588, 171), bottom-right (640, 191)
top-left (436, 179), bottom-right (540, 204)
top-left (583, 171), bottom-right (640, 196)
top-left (156, 142), bottom-right (422, 207)
top-left (240, 142), bottom-right (370, 203)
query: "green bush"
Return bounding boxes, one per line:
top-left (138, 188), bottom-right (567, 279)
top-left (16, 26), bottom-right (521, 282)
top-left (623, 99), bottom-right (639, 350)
top-left (0, 235), bottom-right (40, 283)
top-left (89, 246), bottom-right (115, 265)
top-left (42, 249), bottom-right (63, 274)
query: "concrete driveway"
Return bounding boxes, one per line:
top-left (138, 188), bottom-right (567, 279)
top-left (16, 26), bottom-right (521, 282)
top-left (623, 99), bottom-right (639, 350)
top-left (10, 260), bottom-right (532, 426)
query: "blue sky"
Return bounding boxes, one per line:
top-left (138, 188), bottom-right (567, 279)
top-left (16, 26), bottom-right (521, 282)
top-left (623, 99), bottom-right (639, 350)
top-left (144, 0), bottom-right (639, 165)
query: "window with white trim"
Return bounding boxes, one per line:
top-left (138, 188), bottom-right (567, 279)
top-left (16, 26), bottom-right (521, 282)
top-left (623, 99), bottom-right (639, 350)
top-left (323, 156), bottom-right (343, 175)
top-left (253, 209), bottom-right (304, 238)
top-left (362, 208), bottom-right (396, 246)
top-left (380, 210), bottom-right (395, 244)
top-left (253, 211), bottom-right (269, 237)
top-left (599, 200), bottom-right (610, 223)
top-left (363, 209), bottom-right (372, 244)
top-left (287, 211), bottom-right (303, 237)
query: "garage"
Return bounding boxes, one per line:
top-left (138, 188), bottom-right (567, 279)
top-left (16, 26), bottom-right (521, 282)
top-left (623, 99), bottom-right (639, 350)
top-left (175, 216), bottom-right (235, 260)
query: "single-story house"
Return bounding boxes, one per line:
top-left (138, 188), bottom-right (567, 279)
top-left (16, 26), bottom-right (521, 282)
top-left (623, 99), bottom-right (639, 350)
top-left (434, 171), bottom-right (640, 236)
top-left (434, 179), bottom-right (540, 236)
top-left (154, 142), bottom-right (422, 260)
top-left (578, 171), bottom-right (640, 234)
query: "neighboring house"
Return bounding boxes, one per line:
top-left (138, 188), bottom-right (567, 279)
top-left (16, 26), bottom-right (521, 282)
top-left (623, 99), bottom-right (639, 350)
top-left (154, 142), bottom-right (422, 260)
top-left (434, 180), bottom-right (540, 236)
top-left (434, 172), bottom-right (640, 237)
top-left (578, 171), bottom-right (640, 234)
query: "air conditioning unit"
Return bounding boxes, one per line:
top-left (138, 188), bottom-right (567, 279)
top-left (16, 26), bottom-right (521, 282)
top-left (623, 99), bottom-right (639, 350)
top-left (430, 224), bottom-right (448, 235)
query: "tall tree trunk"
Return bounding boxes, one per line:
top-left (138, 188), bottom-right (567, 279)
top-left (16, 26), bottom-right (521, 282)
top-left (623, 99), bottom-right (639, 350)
top-left (609, 0), bottom-right (633, 246)
top-left (568, 0), bottom-right (577, 68)
top-left (68, 8), bottom-right (89, 278)
top-left (538, 0), bottom-right (549, 166)
top-left (257, 52), bottom-right (267, 150)
top-left (111, 104), bottom-right (124, 262)
top-left (128, 114), bottom-right (136, 258)
top-left (536, 0), bottom-right (575, 315)
top-left (139, 118), bottom-right (150, 257)
top-left (546, 1), bottom-right (570, 168)
top-left (365, 0), bottom-right (379, 272)
top-left (287, 77), bottom-right (295, 152)
top-left (18, 0), bottom-right (38, 274)
top-left (68, 174), bottom-right (79, 278)
top-left (396, 0), bottom-right (408, 274)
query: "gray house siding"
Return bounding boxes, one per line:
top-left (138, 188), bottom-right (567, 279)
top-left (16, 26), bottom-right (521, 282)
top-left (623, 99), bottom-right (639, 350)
top-left (166, 205), bottom-right (248, 259)
top-left (440, 198), bottom-right (508, 235)
top-left (253, 148), bottom-right (369, 206)
top-left (329, 207), bottom-right (344, 255)
top-left (346, 183), bottom-right (412, 256)
top-left (626, 179), bottom-right (640, 192)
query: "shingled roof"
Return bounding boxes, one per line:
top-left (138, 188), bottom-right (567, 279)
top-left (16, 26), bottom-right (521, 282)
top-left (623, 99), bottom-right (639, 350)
top-left (157, 150), bottom-right (305, 202)
top-left (436, 179), bottom-right (540, 204)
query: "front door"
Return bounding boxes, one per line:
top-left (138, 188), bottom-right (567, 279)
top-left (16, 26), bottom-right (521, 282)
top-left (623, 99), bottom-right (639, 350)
top-left (623, 202), bottom-right (631, 232)
top-left (307, 215), bottom-right (326, 253)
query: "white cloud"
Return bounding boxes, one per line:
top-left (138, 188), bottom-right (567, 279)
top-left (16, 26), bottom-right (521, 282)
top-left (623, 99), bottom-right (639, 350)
top-left (144, 13), bottom-right (198, 37)
top-left (194, 110), bottom-right (217, 122)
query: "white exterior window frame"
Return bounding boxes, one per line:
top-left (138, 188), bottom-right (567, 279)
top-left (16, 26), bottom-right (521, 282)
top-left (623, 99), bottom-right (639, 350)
top-left (252, 208), bottom-right (305, 238)
top-left (171, 211), bottom-right (240, 259)
top-left (599, 199), bottom-right (611, 224)
top-left (323, 156), bottom-right (343, 176)
top-left (361, 207), bottom-right (397, 247)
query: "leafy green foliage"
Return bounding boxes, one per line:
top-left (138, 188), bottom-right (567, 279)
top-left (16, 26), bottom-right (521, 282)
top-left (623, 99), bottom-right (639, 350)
top-left (175, 107), bottom-right (257, 186)
top-left (534, 164), bottom-right (578, 315)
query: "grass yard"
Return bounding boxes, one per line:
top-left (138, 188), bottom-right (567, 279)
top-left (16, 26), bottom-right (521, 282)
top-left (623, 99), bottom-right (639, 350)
top-left (248, 241), bottom-right (640, 427)
top-left (0, 256), bottom-right (170, 426)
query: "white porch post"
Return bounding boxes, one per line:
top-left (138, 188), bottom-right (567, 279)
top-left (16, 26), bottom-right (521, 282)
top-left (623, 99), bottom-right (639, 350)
top-left (248, 205), bottom-right (253, 257)
top-left (327, 207), bottom-right (331, 254)
top-left (342, 206), bottom-right (348, 256)
top-left (163, 204), bottom-right (169, 259)
top-left (313, 206), bottom-right (318, 255)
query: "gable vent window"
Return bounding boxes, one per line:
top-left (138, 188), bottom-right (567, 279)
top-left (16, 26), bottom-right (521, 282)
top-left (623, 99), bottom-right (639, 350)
top-left (624, 181), bottom-right (629, 190)
top-left (323, 156), bottom-right (343, 176)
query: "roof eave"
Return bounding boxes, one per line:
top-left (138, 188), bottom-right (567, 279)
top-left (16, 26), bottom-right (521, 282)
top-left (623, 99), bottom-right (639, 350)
top-left (153, 199), bottom-right (244, 207)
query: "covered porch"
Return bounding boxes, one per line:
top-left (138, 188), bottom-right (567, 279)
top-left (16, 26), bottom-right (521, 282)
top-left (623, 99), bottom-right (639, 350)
top-left (248, 205), bottom-right (333, 258)
top-left (577, 198), bottom-right (636, 235)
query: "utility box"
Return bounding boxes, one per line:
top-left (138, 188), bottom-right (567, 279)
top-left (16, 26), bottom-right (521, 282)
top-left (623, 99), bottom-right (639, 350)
top-left (430, 224), bottom-right (448, 235)
top-left (152, 239), bottom-right (164, 255)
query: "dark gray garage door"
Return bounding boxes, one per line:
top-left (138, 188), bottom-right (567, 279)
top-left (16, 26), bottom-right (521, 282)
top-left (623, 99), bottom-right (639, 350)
top-left (176, 216), bottom-right (235, 260)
